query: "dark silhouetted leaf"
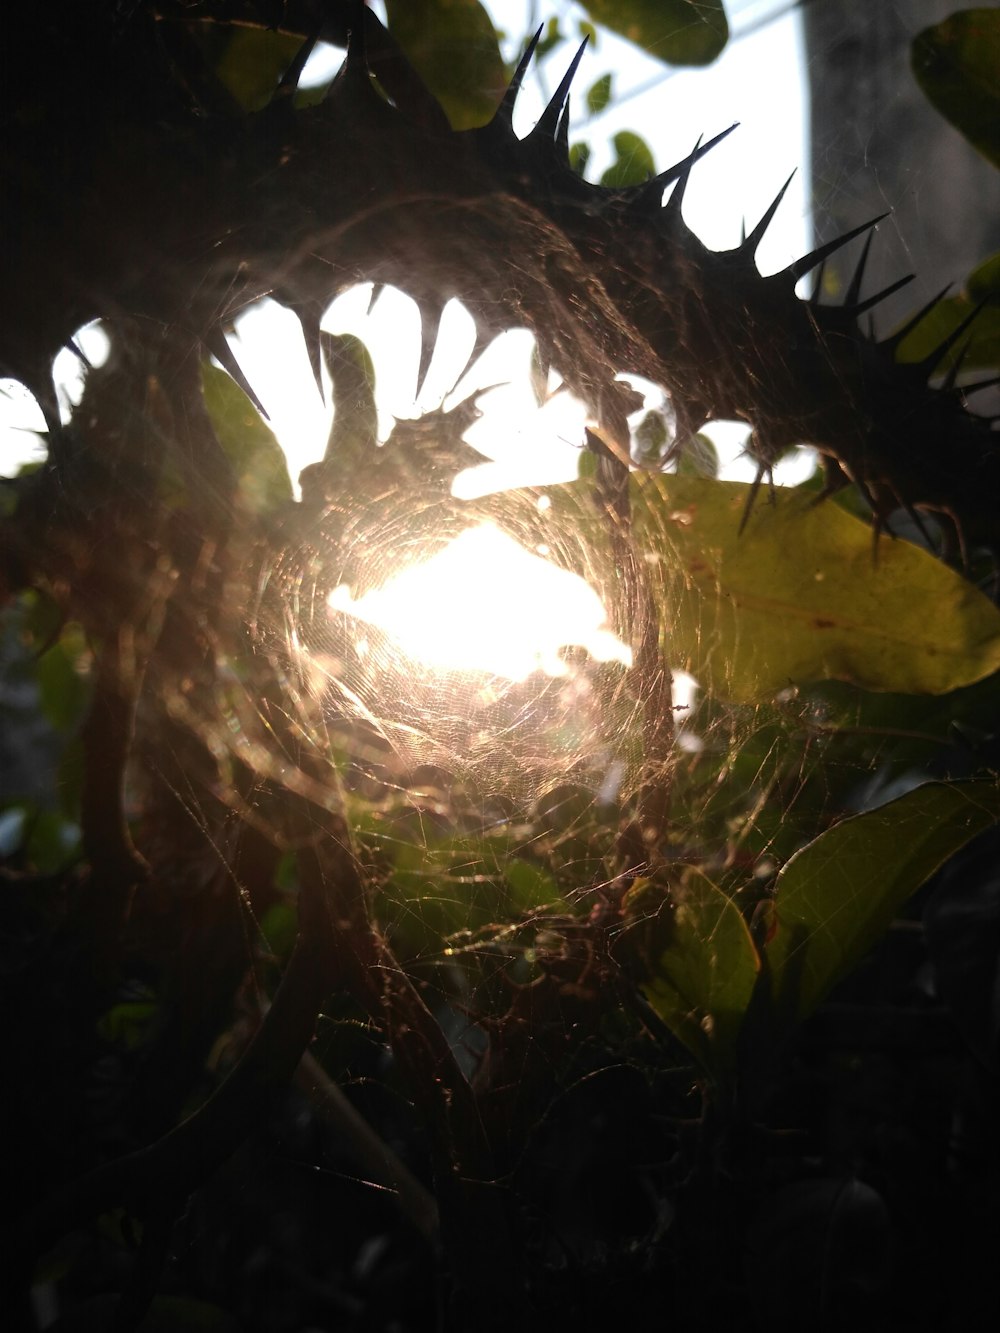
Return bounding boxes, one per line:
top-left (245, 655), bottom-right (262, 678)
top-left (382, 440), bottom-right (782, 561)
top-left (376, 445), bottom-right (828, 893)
top-left (912, 10), bottom-right (1000, 168)
top-left (924, 826), bottom-right (1000, 1066)
top-left (747, 1179), bottom-right (890, 1329)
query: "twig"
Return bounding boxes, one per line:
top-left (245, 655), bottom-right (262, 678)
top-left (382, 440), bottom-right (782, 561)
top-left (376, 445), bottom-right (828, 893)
top-left (296, 1048), bottom-right (440, 1243)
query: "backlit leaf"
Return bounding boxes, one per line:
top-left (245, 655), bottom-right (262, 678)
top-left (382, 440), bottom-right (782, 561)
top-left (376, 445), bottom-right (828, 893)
top-left (586, 72), bottom-right (613, 117)
top-left (631, 473), bottom-right (1000, 701)
top-left (894, 292), bottom-right (1000, 370)
top-left (202, 363), bottom-right (292, 514)
top-left (638, 868), bottom-right (760, 1073)
top-left (912, 10), bottom-right (1000, 168)
top-left (767, 780), bottom-right (1000, 1028)
top-left (385, 0), bottom-right (505, 129)
top-left (581, 1), bottom-right (728, 67)
top-left (600, 130), bottom-right (656, 188)
top-left (211, 27), bottom-right (305, 112)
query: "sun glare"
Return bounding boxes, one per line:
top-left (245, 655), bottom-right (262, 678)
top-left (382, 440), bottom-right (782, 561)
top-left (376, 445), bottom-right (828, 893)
top-left (327, 524), bottom-right (632, 682)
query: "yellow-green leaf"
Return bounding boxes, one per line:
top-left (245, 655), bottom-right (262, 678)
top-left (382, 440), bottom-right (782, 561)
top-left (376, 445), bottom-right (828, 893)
top-left (600, 130), bottom-right (656, 188)
top-left (581, 1), bottom-right (728, 67)
top-left (586, 72), bottom-right (613, 117)
top-left (640, 869), bottom-right (760, 1074)
top-left (631, 473), bottom-right (1000, 701)
top-left (211, 27), bottom-right (305, 112)
top-left (894, 291), bottom-right (1000, 370)
top-left (912, 10), bottom-right (1000, 168)
top-left (385, 0), bottom-right (505, 129)
top-left (202, 364), bottom-right (292, 514)
top-left (767, 780), bottom-right (1000, 1028)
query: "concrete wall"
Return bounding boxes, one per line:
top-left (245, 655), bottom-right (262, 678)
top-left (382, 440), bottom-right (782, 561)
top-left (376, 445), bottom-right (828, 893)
top-left (803, 0), bottom-right (1000, 330)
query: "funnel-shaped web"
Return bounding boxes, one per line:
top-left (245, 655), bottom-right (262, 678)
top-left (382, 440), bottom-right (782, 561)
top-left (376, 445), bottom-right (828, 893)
top-left (245, 295), bottom-right (659, 803)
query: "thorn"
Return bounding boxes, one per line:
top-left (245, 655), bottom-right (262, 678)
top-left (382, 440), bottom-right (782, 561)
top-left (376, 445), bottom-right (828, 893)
top-left (204, 327), bottom-right (269, 419)
top-left (808, 258), bottom-right (827, 306)
top-left (367, 282), bottom-right (385, 316)
top-left (739, 217), bottom-right (746, 246)
top-left (942, 339), bottom-right (972, 393)
top-left (843, 228), bottom-right (874, 309)
top-left (957, 373), bottom-right (1000, 395)
top-left (326, 0), bottom-right (372, 100)
top-left (663, 136), bottom-right (703, 221)
top-left (743, 171), bottom-right (795, 255)
top-left (881, 284), bottom-right (952, 354)
top-left (299, 310), bottom-right (325, 399)
top-left (919, 298), bottom-right (987, 377)
top-left (363, 10), bottom-right (451, 133)
top-left (852, 473), bottom-right (892, 547)
top-left (632, 123), bottom-right (737, 210)
top-left (555, 100), bottom-right (570, 164)
top-left (415, 302), bottom-right (443, 400)
top-left (272, 30), bottom-right (319, 104)
top-left (846, 273), bottom-right (915, 319)
top-left (346, 0), bottom-right (368, 70)
top-left (66, 337), bottom-right (92, 370)
top-left (787, 213), bottom-right (891, 284)
top-left (275, 290), bottom-right (325, 397)
top-left (530, 37), bottom-right (588, 142)
top-left (493, 26), bottom-right (543, 130)
top-left (738, 463), bottom-right (771, 534)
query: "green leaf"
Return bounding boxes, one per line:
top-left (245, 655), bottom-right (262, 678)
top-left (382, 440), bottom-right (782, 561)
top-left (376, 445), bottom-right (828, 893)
top-left (25, 809), bottom-right (80, 873)
top-left (912, 10), bottom-right (1000, 168)
top-left (893, 291), bottom-right (1000, 370)
top-left (581, 0), bottom-right (728, 67)
top-left (631, 473), bottom-right (1000, 701)
top-left (202, 363), bottom-right (292, 514)
top-left (600, 130), bottom-right (656, 188)
top-left (586, 72), bottom-right (613, 117)
top-left (98, 997), bottom-right (158, 1050)
top-left (505, 857), bottom-right (560, 911)
top-left (634, 408), bottom-right (669, 462)
top-left (967, 248), bottom-right (1000, 303)
top-left (211, 27), bottom-right (306, 112)
top-left (35, 627), bottom-right (89, 732)
top-left (675, 431), bottom-right (719, 479)
top-left (639, 869), bottom-right (760, 1074)
top-left (385, 0), bottom-right (506, 129)
top-left (321, 332), bottom-right (379, 474)
top-left (569, 141), bottom-right (591, 176)
top-left (766, 780), bottom-right (1000, 1028)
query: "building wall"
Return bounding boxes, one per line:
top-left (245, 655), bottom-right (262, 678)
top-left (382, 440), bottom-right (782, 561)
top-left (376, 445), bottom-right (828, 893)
top-left (804, 0), bottom-right (1000, 330)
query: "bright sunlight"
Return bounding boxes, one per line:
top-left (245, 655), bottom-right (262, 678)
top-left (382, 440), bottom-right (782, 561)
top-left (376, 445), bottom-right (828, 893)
top-left (327, 523), bottom-right (632, 682)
